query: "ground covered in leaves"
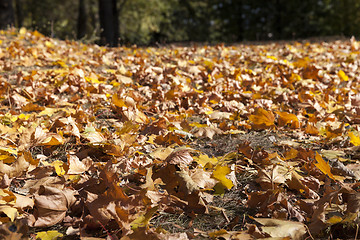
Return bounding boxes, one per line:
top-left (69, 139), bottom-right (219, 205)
top-left (1, 28), bottom-right (360, 239)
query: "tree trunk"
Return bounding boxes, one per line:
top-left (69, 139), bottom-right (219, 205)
top-left (0, 0), bottom-right (15, 29)
top-left (77, 0), bottom-right (87, 39)
top-left (98, 0), bottom-right (119, 46)
top-left (14, 0), bottom-right (22, 27)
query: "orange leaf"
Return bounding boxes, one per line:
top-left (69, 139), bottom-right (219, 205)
top-left (314, 152), bottom-right (336, 180)
top-left (276, 111), bottom-right (300, 129)
top-left (249, 108), bottom-right (275, 130)
top-left (305, 123), bottom-right (319, 135)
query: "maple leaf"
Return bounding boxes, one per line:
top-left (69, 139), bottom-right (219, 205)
top-left (193, 154), bottom-right (218, 167)
top-left (249, 108), bottom-right (275, 130)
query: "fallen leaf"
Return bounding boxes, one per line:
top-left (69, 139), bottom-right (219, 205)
top-left (249, 108), bottom-right (275, 130)
top-left (276, 111), bottom-right (300, 128)
top-left (314, 152), bottom-right (336, 180)
top-left (33, 186), bottom-right (76, 227)
top-left (254, 218), bottom-right (306, 240)
top-left (349, 131), bottom-right (360, 146)
top-left (35, 230), bottom-right (63, 240)
top-left (212, 165), bottom-right (234, 190)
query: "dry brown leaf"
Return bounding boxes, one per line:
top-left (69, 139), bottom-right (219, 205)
top-left (256, 165), bottom-right (290, 190)
top-left (254, 218), bottom-right (306, 240)
top-left (0, 153), bottom-right (30, 178)
top-left (67, 154), bottom-right (88, 174)
top-left (32, 186), bottom-right (77, 227)
top-left (165, 149), bottom-right (193, 166)
top-left (190, 168), bottom-right (217, 189)
top-left (193, 126), bottom-right (222, 139)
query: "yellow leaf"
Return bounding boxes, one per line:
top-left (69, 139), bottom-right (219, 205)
top-left (36, 230), bottom-right (63, 240)
top-left (212, 165), bottom-right (234, 190)
top-left (45, 40), bottom-right (54, 48)
top-left (0, 154), bottom-right (16, 164)
top-left (349, 131), bottom-right (360, 146)
top-left (327, 215), bottom-right (342, 225)
top-left (338, 70), bottom-right (349, 81)
top-left (208, 229), bottom-right (228, 238)
top-left (267, 55), bottom-right (278, 61)
top-left (131, 206), bottom-right (158, 230)
top-left (19, 27), bottom-right (27, 35)
top-left (39, 107), bottom-right (59, 116)
top-left (0, 205), bottom-right (18, 222)
top-left (51, 160), bottom-right (67, 176)
top-left (314, 152), bottom-right (336, 180)
top-left (193, 154), bottom-right (218, 167)
top-left (0, 189), bottom-right (16, 204)
top-left (189, 122), bottom-right (208, 128)
top-left (112, 94), bottom-right (126, 108)
top-left (0, 146), bottom-right (17, 156)
top-left (52, 60), bottom-right (68, 68)
top-left (42, 135), bottom-right (64, 146)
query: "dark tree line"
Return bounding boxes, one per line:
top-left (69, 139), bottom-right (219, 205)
top-left (0, 0), bottom-right (359, 46)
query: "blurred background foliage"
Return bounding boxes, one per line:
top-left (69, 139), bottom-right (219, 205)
top-left (5, 0), bottom-right (360, 45)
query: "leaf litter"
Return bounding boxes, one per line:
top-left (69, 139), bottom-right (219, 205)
top-left (1, 28), bottom-right (360, 239)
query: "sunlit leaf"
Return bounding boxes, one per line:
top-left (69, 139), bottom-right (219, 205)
top-left (51, 160), bottom-right (68, 176)
top-left (314, 152), bottom-right (336, 180)
top-left (254, 218), bottom-right (306, 239)
top-left (276, 111), bottom-right (300, 129)
top-left (81, 126), bottom-right (105, 143)
top-left (0, 206), bottom-right (18, 222)
top-left (131, 206), bottom-right (158, 230)
top-left (327, 215), bottom-right (343, 225)
top-left (338, 70), bottom-right (349, 81)
top-left (249, 108), bottom-right (275, 130)
top-left (212, 165), bottom-right (234, 190)
top-left (36, 230), bottom-right (63, 240)
top-left (349, 131), bottom-right (360, 146)
top-left (193, 154), bottom-right (218, 167)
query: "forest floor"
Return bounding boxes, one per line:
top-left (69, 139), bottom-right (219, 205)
top-left (1, 28), bottom-right (360, 239)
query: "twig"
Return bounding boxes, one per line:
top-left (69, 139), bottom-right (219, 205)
top-left (98, 220), bottom-right (115, 240)
top-left (355, 223), bottom-right (359, 240)
top-left (221, 209), bottom-right (230, 223)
